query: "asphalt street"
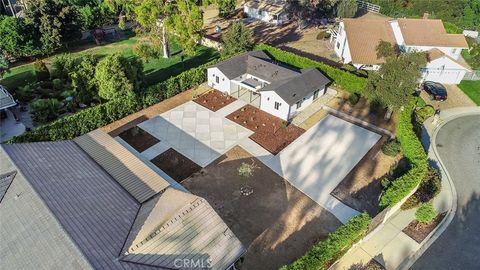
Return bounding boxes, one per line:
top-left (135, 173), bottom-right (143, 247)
top-left (412, 115), bottom-right (480, 269)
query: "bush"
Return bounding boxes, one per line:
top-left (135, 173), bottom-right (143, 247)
top-left (415, 105), bottom-right (435, 124)
top-left (348, 93), bottom-right (360, 105)
top-left (16, 84), bottom-right (36, 102)
top-left (380, 101), bottom-right (428, 208)
top-left (381, 139), bottom-right (401, 157)
top-left (31, 99), bottom-right (63, 124)
top-left (415, 202), bottom-right (437, 224)
top-left (281, 213), bottom-right (371, 270)
top-left (34, 60), bottom-right (50, 81)
top-left (255, 44), bottom-right (367, 93)
top-left (316, 31), bottom-right (331, 40)
top-left (52, 78), bottom-right (63, 91)
top-left (401, 167), bottom-right (442, 210)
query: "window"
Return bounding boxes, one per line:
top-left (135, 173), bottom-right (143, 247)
top-left (215, 76), bottom-right (220, 84)
top-left (296, 100), bottom-right (302, 109)
top-left (313, 90), bottom-right (320, 100)
top-left (336, 42), bottom-right (340, 49)
top-left (274, 102), bottom-right (281, 110)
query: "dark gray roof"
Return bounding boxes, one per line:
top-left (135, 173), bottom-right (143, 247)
top-left (2, 142), bottom-right (143, 270)
top-left (260, 68), bottom-right (331, 105)
top-left (210, 51), bottom-right (331, 104)
top-left (0, 171), bottom-right (15, 203)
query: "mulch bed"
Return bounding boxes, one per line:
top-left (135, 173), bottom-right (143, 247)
top-left (403, 212), bottom-right (446, 243)
top-left (363, 259), bottom-right (385, 270)
top-left (194, 90), bottom-right (236, 112)
top-left (226, 105), bottom-right (305, 155)
top-left (150, 148), bottom-right (202, 183)
top-left (118, 126), bottom-right (160, 153)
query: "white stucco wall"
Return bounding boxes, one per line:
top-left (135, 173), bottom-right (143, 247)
top-left (288, 87), bottom-right (326, 119)
top-left (421, 57), bottom-right (468, 84)
top-left (207, 67), bottom-right (231, 94)
top-left (260, 91), bottom-right (290, 120)
top-left (333, 22), bottom-right (352, 63)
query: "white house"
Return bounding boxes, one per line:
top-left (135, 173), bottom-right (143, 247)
top-left (331, 17), bottom-right (470, 84)
top-left (207, 51), bottom-right (331, 121)
top-left (244, 0), bottom-right (288, 25)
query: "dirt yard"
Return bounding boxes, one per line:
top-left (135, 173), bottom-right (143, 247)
top-left (194, 89), bottom-right (236, 111)
top-left (182, 146), bottom-right (341, 270)
top-left (118, 126), bottom-right (160, 152)
top-left (150, 148), bottom-right (202, 182)
top-left (331, 136), bottom-right (401, 216)
top-left (226, 105), bottom-right (305, 154)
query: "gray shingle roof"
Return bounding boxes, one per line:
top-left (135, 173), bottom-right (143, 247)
top-left (210, 51), bottom-right (331, 105)
top-left (74, 129), bottom-right (170, 203)
top-left (1, 142), bottom-right (140, 270)
top-left (122, 189), bottom-right (245, 270)
top-left (260, 68), bottom-right (331, 105)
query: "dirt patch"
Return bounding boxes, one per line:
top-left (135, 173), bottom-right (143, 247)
top-left (226, 105), bottom-right (305, 154)
top-left (118, 126), bottom-right (160, 152)
top-left (150, 148), bottom-right (202, 183)
top-left (331, 136), bottom-right (401, 216)
top-left (403, 212), bottom-right (446, 243)
top-left (182, 146), bottom-right (341, 270)
top-left (194, 89), bottom-right (236, 111)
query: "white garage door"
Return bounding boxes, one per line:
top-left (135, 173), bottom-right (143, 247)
top-left (423, 69), bottom-right (463, 84)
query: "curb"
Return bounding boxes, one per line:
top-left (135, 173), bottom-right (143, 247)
top-left (399, 109), bottom-right (480, 270)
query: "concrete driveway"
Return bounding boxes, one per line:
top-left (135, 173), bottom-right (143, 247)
top-left (263, 115), bottom-right (381, 223)
top-left (412, 115), bottom-right (480, 269)
top-left (420, 84), bottom-right (476, 110)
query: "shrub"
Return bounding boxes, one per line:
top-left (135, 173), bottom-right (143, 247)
top-left (31, 99), bottom-right (63, 124)
top-left (415, 202), bottom-right (437, 224)
top-left (52, 53), bottom-right (76, 80)
top-left (255, 44), bottom-right (367, 93)
top-left (348, 93), bottom-right (360, 105)
top-left (316, 31), bottom-right (331, 40)
top-left (52, 78), bottom-right (63, 91)
top-left (381, 139), bottom-right (401, 156)
top-left (415, 105), bottom-right (435, 124)
top-left (16, 84), bottom-right (36, 102)
top-left (401, 167), bottom-right (442, 210)
top-left (380, 101), bottom-right (428, 208)
top-left (34, 60), bottom-right (50, 81)
top-left (281, 213), bottom-right (371, 270)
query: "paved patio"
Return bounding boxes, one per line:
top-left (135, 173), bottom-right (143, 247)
top-left (261, 115), bottom-right (382, 223)
top-left (137, 101), bottom-right (253, 167)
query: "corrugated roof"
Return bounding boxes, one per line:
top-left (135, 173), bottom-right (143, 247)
top-left (74, 129), bottom-right (170, 203)
top-left (2, 142), bottom-right (140, 270)
top-left (122, 188), bottom-right (245, 270)
top-left (343, 18), bottom-right (397, 65)
top-left (398, 19), bottom-right (468, 48)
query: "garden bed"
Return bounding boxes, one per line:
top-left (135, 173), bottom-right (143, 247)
top-left (226, 105), bottom-right (305, 155)
top-left (402, 212), bottom-right (446, 243)
top-left (150, 148), bottom-right (202, 182)
top-left (363, 259), bottom-right (385, 270)
top-left (118, 126), bottom-right (160, 152)
top-left (194, 89), bottom-right (236, 111)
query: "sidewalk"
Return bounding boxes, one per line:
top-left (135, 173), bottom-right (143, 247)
top-left (330, 108), bottom-right (480, 270)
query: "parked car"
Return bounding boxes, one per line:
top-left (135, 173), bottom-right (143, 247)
top-left (423, 81), bottom-right (448, 101)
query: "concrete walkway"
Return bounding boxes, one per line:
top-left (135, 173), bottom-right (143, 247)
top-left (331, 107), bottom-right (480, 270)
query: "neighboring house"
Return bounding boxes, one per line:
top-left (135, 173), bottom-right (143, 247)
top-left (207, 51), bottom-right (331, 121)
top-left (0, 129), bottom-right (244, 270)
top-left (244, 0), bottom-right (288, 25)
top-left (331, 18), bottom-right (470, 84)
top-left (0, 85), bottom-right (16, 111)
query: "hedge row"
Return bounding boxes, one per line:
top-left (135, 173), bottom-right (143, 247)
top-left (8, 60), bottom-right (218, 143)
top-left (255, 44), bottom-right (367, 93)
top-left (281, 213), bottom-right (371, 270)
top-left (379, 101), bottom-right (429, 208)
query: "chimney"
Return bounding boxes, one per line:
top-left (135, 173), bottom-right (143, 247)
top-left (423, 13), bottom-right (429, 19)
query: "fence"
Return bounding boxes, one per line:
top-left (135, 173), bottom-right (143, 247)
top-left (356, 0), bottom-right (381, 13)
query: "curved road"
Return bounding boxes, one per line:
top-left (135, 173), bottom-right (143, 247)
top-left (412, 115), bottom-right (480, 269)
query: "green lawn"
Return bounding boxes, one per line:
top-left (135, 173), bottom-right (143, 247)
top-left (458, 80), bottom-right (480, 105)
top-left (1, 34), bottom-right (219, 90)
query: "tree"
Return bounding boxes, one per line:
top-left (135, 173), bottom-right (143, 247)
top-left (0, 54), bottom-right (9, 79)
top-left (95, 54), bottom-right (144, 100)
top-left (336, 0), bottom-right (357, 18)
top-left (221, 21), bottom-right (254, 57)
top-left (170, 0), bottom-right (203, 56)
top-left (218, 0), bottom-right (236, 18)
top-left (376, 40), bottom-right (396, 59)
top-left (0, 16), bottom-right (38, 59)
top-left (415, 202), bottom-right (437, 225)
top-left (70, 55), bottom-right (99, 104)
top-left (364, 46), bottom-right (427, 109)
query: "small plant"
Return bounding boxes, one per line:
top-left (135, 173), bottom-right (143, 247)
top-left (415, 202), bottom-right (437, 225)
top-left (238, 160), bottom-right (258, 196)
top-left (348, 93), bottom-right (360, 105)
top-left (52, 78), bottom-right (63, 91)
top-left (316, 31), bottom-right (331, 40)
top-left (381, 139), bottom-right (401, 157)
top-left (31, 98), bottom-right (63, 124)
top-left (281, 121), bottom-right (288, 128)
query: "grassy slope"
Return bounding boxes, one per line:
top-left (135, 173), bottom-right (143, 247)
top-left (458, 80), bottom-right (480, 105)
top-left (1, 35), bottom-right (219, 90)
